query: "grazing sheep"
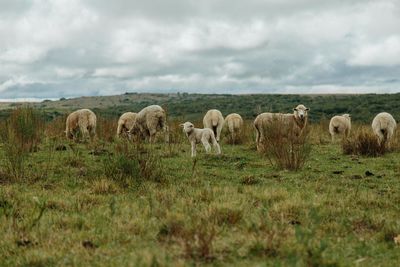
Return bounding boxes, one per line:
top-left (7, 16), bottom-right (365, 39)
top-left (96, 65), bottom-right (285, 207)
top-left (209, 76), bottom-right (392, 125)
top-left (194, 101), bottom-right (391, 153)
top-left (203, 109), bottom-right (224, 142)
top-left (254, 104), bottom-right (309, 150)
top-left (181, 122), bottom-right (221, 157)
top-left (130, 105), bottom-right (167, 142)
top-left (225, 113), bottom-right (244, 143)
top-left (117, 112), bottom-right (137, 138)
top-left (329, 114), bottom-right (351, 142)
top-left (65, 109), bottom-right (97, 141)
top-left (372, 112), bottom-right (397, 148)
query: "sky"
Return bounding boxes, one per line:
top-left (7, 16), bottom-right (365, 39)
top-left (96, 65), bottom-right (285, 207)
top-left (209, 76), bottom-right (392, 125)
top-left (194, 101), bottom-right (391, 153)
top-left (0, 0), bottom-right (400, 100)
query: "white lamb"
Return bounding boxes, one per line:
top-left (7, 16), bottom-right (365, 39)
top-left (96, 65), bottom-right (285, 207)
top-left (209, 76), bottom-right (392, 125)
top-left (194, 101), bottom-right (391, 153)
top-left (329, 114), bottom-right (351, 142)
top-left (372, 112), bottom-right (397, 148)
top-left (117, 112), bottom-right (137, 138)
top-left (225, 113), bottom-right (244, 143)
top-left (181, 122), bottom-right (221, 157)
top-left (203, 109), bottom-right (224, 142)
top-left (130, 105), bottom-right (167, 142)
top-left (254, 104), bottom-right (309, 150)
top-left (65, 109), bottom-right (97, 141)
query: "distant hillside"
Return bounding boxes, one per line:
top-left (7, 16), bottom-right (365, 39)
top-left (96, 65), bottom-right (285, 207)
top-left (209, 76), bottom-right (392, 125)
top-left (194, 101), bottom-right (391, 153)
top-left (1, 92), bottom-right (400, 123)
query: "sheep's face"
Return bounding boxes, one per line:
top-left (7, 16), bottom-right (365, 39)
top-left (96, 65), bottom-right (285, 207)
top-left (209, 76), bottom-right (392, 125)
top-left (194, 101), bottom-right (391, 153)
top-left (181, 122), bottom-right (194, 133)
top-left (293, 104), bottom-right (309, 121)
top-left (342, 114), bottom-right (351, 121)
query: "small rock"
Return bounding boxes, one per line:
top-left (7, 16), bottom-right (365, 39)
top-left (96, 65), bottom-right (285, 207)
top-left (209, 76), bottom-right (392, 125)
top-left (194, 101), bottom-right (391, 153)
top-left (82, 240), bottom-right (98, 249)
top-left (55, 144), bottom-right (67, 151)
top-left (365, 171), bottom-right (374, 177)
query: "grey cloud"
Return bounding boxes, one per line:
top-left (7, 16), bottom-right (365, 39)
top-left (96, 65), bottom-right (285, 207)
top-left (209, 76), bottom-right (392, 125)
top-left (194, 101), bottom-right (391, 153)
top-left (0, 0), bottom-right (400, 100)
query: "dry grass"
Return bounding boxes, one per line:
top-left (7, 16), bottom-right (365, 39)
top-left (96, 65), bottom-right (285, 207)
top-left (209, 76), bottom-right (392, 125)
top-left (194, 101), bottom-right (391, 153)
top-left (342, 127), bottom-right (386, 156)
top-left (259, 118), bottom-right (311, 171)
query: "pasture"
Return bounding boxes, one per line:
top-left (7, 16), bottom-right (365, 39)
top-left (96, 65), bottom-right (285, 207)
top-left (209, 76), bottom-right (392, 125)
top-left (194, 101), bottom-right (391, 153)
top-left (0, 107), bottom-right (400, 266)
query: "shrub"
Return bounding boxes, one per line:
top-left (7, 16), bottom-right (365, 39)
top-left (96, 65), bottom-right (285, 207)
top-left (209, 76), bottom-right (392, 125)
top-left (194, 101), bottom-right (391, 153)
top-left (0, 107), bottom-right (44, 180)
top-left (45, 115), bottom-right (67, 140)
top-left (342, 129), bottom-right (385, 156)
top-left (97, 117), bottom-right (118, 143)
top-left (104, 140), bottom-right (164, 184)
top-left (259, 117), bottom-right (311, 171)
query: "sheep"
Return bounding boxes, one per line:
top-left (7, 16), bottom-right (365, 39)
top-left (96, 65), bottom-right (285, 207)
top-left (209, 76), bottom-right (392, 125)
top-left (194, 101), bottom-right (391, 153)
top-left (117, 112), bottom-right (137, 138)
top-left (203, 109), bottom-right (224, 142)
top-left (130, 105), bottom-right (167, 142)
top-left (371, 112), bottom-right (397, 148)
top-left (65, 109), bottom-right (96, 141)
top-left (254, 104), bottom-right (309, 150)
top-left (329, 114), bottom-right (351, 142)
top-left (181, 122), bottom-right (221, 157)
top-left (225, 113), bottom-right (244, 143)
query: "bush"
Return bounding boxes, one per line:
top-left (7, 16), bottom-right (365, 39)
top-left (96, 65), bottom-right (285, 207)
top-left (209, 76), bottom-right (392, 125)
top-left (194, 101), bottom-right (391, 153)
top-left (342, 129), bottom-right (385, 156)
top-left (259, 117), bottom-right (311, 171)
top-left (0, 107), bottom-right (44, 180)
top-left (97, 117), bottom-right (118, 143)
top-left (104, 140), bottom-right (164, 184)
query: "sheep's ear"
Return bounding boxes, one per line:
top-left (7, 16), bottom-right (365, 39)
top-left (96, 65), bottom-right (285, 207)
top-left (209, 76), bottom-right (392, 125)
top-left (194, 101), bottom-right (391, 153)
top-left (305, 108), bottom-right (310, 111)
top-left (179, 123), bottom-right (184, 127)
top-left (293, 108), bottom-right (298, 111)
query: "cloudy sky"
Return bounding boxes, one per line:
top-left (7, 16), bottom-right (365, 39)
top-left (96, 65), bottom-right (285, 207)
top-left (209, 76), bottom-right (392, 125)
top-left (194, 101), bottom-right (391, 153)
top-left (1, 0), bottom-right (400, 100)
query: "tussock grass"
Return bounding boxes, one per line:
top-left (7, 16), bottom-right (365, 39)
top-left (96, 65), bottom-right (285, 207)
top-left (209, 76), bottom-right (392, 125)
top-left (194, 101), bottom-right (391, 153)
top-left (342, 127), bottom-right (386, 156)
top-left (259, 117), bottom-right (311, 171)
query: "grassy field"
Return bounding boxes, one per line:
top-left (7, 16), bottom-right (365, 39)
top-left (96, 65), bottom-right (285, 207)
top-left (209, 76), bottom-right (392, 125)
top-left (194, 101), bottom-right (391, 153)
top-left (0, 112), bottom-right (400, 266)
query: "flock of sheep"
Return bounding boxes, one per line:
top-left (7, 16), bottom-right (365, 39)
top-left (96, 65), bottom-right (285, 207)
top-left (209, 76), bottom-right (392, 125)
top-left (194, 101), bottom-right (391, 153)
top-left (65, 104), bottom-right (397, 156)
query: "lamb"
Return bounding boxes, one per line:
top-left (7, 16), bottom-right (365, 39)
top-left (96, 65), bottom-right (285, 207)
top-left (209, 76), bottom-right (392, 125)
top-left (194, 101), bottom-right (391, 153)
top-left (329, 114), bottom-right (351, 142)
top-left (181, 122), bottom-right (221, 157)
top-left (117, 112), bottom-right (137, 138)
top-left (130, 105), bottom-right (167, 142)
top-left (65, 109), bottom-right (97, 141)
top-left (371, 112), bottom-right (397, 148)
top-left (225, 113), bottom-right (244, 143)
top-left (254, 104), bottom-right (309, 150)
top-left (203, 109), bottom-right (224, 142)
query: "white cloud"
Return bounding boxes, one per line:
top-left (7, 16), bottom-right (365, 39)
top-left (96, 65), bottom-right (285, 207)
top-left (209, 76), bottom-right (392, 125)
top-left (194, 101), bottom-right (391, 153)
top-left (348, 35), bottom-right (400, 67)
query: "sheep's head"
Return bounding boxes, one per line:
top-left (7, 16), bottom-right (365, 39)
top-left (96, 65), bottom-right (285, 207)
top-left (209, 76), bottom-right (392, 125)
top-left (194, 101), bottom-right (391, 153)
top-left (342, 114), bottom-right (351, 121)
top-left (180, 122), bottom-right (194, 134)
top-left (293, 104), bottom-right (309, 121)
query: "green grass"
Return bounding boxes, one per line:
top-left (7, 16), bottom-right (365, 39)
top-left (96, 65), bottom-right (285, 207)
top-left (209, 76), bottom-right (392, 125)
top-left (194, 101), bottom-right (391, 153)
top-left (1, 125), bottom-right (400, 266)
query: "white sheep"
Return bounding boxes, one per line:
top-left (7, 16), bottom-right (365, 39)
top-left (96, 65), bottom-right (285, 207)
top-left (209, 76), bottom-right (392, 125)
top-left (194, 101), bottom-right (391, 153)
top-left (181, 122), bottom-right (221, 157)
top-left (225, 113), bottom-right (244, 143)
top-left (372, 112), bottom-right (397, 148)
top-left (65, 109), bottom-right (97, 141)
top-left (329, 114), bottom-right (351, 142)
top-left (254, 104), bottom-right (309, 150)
top-left (130, 105), bottom-right (167, 142)
top-left (117, 112), bottom-right (137, 138)
top-left (203, 109), bottom-right (224, 142)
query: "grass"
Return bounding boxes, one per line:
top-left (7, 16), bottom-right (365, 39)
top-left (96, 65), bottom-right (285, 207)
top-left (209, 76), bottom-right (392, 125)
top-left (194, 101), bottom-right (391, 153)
top-left (0, 115), bottom-right (400, 266)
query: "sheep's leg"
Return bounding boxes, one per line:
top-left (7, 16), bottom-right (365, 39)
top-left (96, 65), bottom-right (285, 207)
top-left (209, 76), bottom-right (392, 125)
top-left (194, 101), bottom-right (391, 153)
top-left (191, 141), bottom-right (197, 157)
top-left (216, 125), bottom-right (223, 142)
top-left (331, 133), bottom-right (335, 143)
top-left (212, 139), bottom-right (221, 155)
top-left (386, 129), bottom-right (394, 149)
top-left (149, 129), bottom-right (157, 143)
top-left (89, 126), bottom-right (96, 140)
top-left (201, 137), bottom-right (212, 153)
top-left (375, 130), bottom-right (384, 146)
